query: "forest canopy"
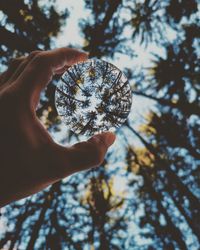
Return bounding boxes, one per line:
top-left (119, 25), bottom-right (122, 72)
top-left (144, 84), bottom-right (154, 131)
top-left (0, 0), bottom-right (199, 249)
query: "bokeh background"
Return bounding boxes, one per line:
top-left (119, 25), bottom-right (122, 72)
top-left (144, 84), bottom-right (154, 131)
top-left (0, 0), bottom-right (200, 249)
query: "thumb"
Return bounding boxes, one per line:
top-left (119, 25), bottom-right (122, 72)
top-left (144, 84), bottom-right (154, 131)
top-left (50, 132), bottom-right (116, 179)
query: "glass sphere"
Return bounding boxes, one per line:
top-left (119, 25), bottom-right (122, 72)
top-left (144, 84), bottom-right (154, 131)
top-left (55, 59), bottom-right (132, 136)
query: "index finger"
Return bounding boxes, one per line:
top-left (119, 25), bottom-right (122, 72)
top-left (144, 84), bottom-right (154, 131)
top-left (16, 48), bottom-right (88, 106)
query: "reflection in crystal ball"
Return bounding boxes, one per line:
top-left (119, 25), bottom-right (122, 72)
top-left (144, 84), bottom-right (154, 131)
top-left (55, 59), bottom-right (132, 136)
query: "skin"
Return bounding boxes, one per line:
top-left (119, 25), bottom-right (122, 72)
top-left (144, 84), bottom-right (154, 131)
top-left (0, 48), bottom-right (116, 208)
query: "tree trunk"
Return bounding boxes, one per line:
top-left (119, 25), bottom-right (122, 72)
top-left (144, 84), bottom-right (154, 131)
top-left (87, 0), bottom-right (122, 57)
top-left (126, 123), bottom-right (200, 240)
top-left (126, 123), bottom-right (200, 211)
top-left (26, 191), bottom-right (54, 250)
top-left (162, 181), bottom-right (200, 240)
top-left (141, 168), bottom-right (188, 250)
top-left (132, 91), bottom-right (200, 116)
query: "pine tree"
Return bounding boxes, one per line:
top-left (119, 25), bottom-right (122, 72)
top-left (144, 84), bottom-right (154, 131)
top-left (1, 0), bottom-right (199, 249)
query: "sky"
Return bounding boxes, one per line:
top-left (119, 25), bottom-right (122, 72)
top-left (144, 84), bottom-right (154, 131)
top-left (49, 0), bottom-right (178, 136)
top-left (0, 0), bottom-right (153, 236)
top-left (44, 1), bottom-right (161, 247)
top-left (39, 4), bottom-right (199, 249)
top-left (2, 1), bottom-right (199, 249)
top-left (47, 0), bottom-right (160, 144)
top-left (0, 0), bottom-right (157, 230)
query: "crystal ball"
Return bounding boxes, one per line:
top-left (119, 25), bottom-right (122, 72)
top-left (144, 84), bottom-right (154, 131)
top-left (55, 59), bottom-right (132, 136)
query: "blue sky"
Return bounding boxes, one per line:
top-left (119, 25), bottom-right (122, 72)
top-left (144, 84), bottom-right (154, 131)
top-left (1, 1), bottom-right (199, 249)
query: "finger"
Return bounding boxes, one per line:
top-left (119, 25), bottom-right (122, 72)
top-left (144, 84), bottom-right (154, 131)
top-left (54, 64), bottom-right (70, 75)
top-left (8, 51), bottom-right (41, 83)
top-left (16, 48), bottom-right (88, 107)
top-left (0, 57), bottom-right (25, 85)
top-left (49, 132), bottom-right (116, 180)
top-left (0, 71), bottom-right (8, 86)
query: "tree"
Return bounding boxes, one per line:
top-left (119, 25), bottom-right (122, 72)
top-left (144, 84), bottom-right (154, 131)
top-left (1, 0), bottom-right (200, 249)
top-left (79, 165), bottom-right (129, 250)
top-left (80, 0), bottom-right (132, 58)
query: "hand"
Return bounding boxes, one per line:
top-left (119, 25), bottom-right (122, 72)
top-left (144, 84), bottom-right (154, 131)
top-left (0, 48), bottom-right (116, 207)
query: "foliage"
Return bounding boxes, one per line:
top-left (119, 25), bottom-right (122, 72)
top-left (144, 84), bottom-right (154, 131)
top-left (55, 59), bottom-right (132, 135)
top-left (0, 0), bottom-right (199, 249)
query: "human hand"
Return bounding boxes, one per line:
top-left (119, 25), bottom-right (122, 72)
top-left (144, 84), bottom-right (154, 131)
top-left (0, 48), bottom-right (116, 207)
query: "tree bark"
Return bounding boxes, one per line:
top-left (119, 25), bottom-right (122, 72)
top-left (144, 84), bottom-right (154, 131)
top-left (26, 190), bottom-right (54, 250)
top-left (126, 123), bottom-right (200, 240)
top-left (86, 0), bottom-right (122, 57)
top-left (132, 91), bottom-right (200, 116)
top-left (141, 168), bottom-right (188, 250)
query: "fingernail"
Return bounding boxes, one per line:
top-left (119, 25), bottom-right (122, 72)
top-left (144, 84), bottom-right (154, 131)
top-left (78, 49), bottom-right (89, 55)
top-left (102, 132), bottom-right (116, 146)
